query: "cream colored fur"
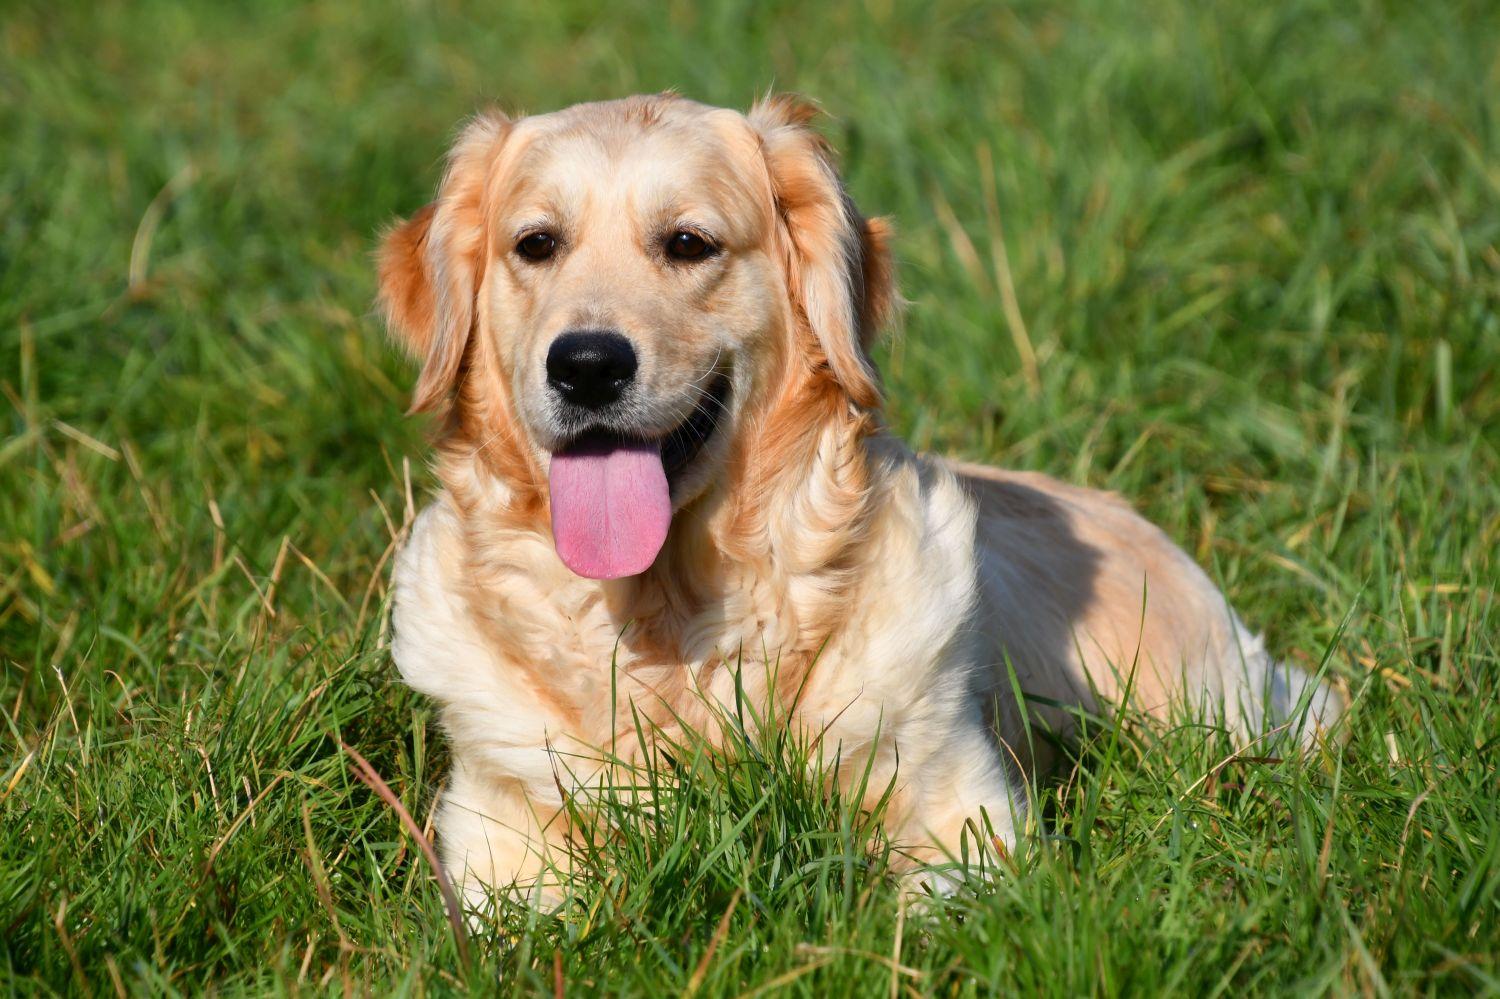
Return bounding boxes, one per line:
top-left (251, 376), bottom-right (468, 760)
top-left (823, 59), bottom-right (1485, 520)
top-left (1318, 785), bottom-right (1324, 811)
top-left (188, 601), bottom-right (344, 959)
top-left (378, 94), bottom-right (1342, 907)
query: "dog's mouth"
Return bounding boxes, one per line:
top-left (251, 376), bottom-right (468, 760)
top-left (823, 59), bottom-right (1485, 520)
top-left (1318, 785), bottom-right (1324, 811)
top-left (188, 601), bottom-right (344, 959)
top-left (547, 372), bottom-right (731, 580)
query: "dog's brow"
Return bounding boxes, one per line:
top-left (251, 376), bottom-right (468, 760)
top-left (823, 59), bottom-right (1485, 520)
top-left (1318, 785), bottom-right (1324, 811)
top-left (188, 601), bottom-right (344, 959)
top-left (664, 218), bottom-right (722, 244)
top-left (509, 216), bottom-right (557, 240)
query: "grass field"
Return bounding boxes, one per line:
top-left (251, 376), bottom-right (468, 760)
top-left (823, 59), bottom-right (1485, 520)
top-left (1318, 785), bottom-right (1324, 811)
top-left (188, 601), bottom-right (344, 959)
top-left (3, 0), bottom-right (1498, 993)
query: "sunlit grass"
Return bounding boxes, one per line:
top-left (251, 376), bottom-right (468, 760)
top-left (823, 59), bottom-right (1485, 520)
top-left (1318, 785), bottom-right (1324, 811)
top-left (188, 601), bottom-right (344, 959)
top-left (1, 0), bottom-right (1496, 993)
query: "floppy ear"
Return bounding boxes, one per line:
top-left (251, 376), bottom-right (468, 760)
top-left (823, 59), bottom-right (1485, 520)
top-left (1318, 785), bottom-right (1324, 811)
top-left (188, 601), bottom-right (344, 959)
top-left (749, 95), bottom-right (898, 409)
top-left (377, 110), bottom-right (510, 414)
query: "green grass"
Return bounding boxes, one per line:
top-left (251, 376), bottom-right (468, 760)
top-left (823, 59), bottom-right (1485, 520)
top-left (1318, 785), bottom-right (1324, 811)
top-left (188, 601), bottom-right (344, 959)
top-left (2, 0), bottom-right (1498, 993)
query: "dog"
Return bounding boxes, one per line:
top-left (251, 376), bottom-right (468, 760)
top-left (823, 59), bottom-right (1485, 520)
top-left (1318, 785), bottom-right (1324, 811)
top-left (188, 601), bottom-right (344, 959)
top-left (377, 93), bottom-right (1342, 905)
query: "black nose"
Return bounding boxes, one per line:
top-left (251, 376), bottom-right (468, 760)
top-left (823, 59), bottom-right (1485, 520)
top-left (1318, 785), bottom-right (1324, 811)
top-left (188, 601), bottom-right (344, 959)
top-left (546, 331), bottom-right (638, 410)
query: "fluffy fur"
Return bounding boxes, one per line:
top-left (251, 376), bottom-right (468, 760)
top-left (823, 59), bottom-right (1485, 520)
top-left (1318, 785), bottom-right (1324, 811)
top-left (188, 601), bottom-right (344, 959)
top-left (377, 93), bottom-right (1342, 903)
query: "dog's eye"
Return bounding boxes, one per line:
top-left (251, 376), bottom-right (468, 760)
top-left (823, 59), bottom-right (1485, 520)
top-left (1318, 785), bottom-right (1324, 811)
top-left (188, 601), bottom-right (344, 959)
top-left (665, 230), bottom-right (714, 261)
top-left (516, 232), bottom-right (557, 262)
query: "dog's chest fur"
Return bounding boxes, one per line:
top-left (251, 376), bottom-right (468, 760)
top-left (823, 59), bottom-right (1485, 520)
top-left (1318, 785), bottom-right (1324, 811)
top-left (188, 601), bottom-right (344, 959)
top-left (389, 439), bottom-right (984, 808)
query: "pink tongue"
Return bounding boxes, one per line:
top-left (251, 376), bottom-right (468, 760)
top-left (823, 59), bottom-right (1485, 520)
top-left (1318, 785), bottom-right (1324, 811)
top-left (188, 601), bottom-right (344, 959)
top-left (549, 439), bottom-right (671, 580)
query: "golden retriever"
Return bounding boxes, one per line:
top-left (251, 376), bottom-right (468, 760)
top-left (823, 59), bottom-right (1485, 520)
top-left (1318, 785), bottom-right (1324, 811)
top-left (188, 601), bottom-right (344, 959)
top-left (377, 93), bottom-right (1341, 904)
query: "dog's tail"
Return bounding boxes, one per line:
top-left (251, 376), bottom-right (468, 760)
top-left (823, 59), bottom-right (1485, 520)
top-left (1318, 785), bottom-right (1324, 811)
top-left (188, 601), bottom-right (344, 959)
top-left (1225, 624), bottom-right (1345, 751)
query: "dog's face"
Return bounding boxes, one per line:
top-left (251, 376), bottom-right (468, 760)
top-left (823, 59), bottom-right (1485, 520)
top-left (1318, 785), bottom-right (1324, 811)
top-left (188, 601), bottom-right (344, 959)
top-left (491, 103), bottom-right (778, 507)
top-left (379, 94), bottom-right (895, 579)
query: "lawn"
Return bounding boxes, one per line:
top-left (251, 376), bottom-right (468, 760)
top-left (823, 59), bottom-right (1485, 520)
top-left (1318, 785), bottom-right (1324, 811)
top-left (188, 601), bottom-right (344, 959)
top-left (2, 0), bottom-right (1497, 993)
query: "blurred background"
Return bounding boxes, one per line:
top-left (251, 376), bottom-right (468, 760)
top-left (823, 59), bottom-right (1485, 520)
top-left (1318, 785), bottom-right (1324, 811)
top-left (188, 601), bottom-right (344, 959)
top-left (2, 0), bottom-right (1496, 991)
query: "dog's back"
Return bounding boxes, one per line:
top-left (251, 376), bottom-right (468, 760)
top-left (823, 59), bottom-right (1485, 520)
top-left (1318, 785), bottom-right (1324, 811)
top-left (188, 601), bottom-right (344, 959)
top-left (950, 461), bottom-right (1343, 764)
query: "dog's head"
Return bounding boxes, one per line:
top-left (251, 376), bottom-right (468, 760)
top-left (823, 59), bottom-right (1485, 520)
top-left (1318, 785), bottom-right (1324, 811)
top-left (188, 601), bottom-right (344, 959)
top-left (378, 94), bottom-right (896, 580)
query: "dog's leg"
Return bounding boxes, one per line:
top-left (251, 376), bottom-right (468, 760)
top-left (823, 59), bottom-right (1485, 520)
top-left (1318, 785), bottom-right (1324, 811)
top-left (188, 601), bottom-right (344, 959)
top-left (888, 721), bottom-right (1026, 895)
top-left (437, 765), bottom-right (568, 923)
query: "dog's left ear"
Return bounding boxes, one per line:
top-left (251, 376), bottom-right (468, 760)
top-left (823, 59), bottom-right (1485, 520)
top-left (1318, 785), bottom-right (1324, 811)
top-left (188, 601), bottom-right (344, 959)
top-left (378, 110), bottom-right (511, 414)
top-left (749, 95), bottom-right (897, 409)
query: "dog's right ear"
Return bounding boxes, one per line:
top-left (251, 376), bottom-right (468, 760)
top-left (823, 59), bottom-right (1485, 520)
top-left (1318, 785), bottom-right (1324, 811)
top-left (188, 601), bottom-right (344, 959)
top-left (377, 111), bottom-right (510, 414)
top-left (749, 95), bottom-right (898, 410)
